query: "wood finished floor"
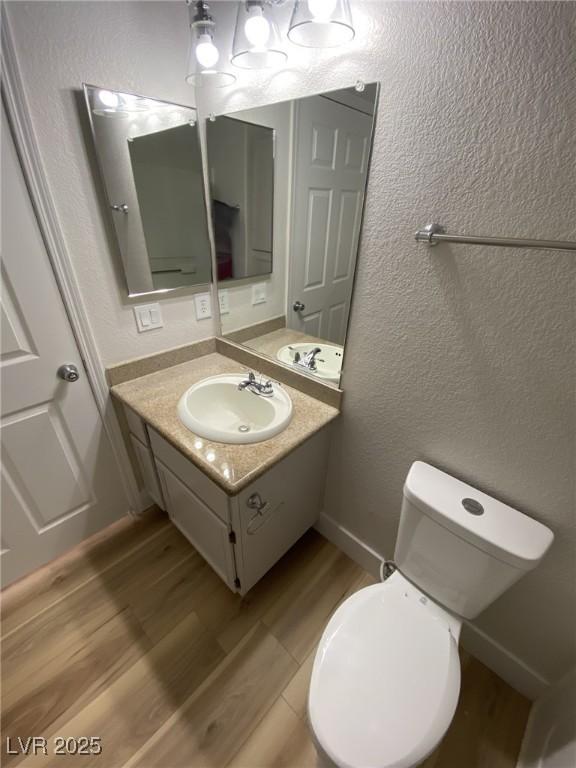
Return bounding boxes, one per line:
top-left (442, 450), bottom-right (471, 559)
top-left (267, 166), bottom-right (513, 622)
top-left (1, 508), bottom-right (530, 768)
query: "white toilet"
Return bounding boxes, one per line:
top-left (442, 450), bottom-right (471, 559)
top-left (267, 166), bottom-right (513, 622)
top-left (308, 461), bottom-right (554, 768)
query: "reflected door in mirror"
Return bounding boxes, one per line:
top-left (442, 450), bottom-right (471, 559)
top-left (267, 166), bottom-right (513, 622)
top-left (208, 116), bottom-right (274, 282)
top-left (289, 97), bottom-right (371, 345)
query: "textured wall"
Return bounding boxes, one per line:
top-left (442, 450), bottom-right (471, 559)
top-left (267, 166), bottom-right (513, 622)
top-left (202, 1), bottom-right (576, 684)
top-left (5, 1), bottom-right (217, 365)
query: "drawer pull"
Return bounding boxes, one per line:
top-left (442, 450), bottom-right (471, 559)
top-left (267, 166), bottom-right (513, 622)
top-left (247, 493), bottom-right (267, 512)
top-left (247, 500), bottom-right (284, 535)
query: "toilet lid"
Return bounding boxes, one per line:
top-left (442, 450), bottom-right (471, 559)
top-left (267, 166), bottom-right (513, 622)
top-left (308, 581), bottom-right (461, 768)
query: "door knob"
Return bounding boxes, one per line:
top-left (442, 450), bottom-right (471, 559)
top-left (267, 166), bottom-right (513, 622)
top-left (110, 203), bottom-right (129, 214)
top-left (293, 301), bottom-right (305, 312)
top-left (57, 364), bottom-right (80, 383)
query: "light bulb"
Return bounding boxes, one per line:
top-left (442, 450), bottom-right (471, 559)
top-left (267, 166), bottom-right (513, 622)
top-left (308, 0), bottom-right (337, 21)
top-left (98, 90), bottom-right (119, 108)
top-left (195, 32), bottom-right (219, 69)
top-left (244, 6), bottom-right (270, 47)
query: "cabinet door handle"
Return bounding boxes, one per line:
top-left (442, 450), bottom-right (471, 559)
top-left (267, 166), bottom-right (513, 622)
top-left (247, 499), bottom-right (284, 535)
top-left (247, 492), bottom-right (267, 512)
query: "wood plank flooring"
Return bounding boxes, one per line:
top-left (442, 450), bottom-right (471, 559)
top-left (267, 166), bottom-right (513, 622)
top-left (1, 507), bottom-right (530, 767)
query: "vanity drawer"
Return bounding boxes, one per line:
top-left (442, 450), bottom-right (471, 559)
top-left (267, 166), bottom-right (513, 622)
top-left (156, 462), bottom-right (236, 590)
top-left (149, 428), bottom-right (229, 523)
top-left (130, 434), bottom-right (164, 510)
top-left (124, 406), bottom-right (148, 444)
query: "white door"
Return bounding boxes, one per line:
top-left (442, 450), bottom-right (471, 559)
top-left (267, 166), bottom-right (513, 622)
top-left (1, 103), bottom-right (128, 587)
top-left (288, 96), bottom-right (372, 344)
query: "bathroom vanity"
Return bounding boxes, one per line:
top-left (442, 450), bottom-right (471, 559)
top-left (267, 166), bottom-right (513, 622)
top-left (112, 352), bottom-right (338, 595)
top-left (96, 79), bottom-right (379, 596)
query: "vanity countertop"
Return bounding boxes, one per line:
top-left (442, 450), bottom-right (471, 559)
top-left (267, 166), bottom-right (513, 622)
top-left (111, 352), bottom-right (339, 495)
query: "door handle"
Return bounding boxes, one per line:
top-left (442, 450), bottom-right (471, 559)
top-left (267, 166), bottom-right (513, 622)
top-left (293, 301), bottom-right (305, 312)
top-left (110, 203), bottom-right (129, 214)
top-left (57, 364), bottom-right (80, 383)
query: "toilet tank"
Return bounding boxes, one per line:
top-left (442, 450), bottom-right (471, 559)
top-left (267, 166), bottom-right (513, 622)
top-left (394, 462), bottom-right (554, 619)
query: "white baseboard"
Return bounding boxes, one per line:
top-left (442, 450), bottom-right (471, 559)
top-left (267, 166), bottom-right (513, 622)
top-left (460, 622), bottom-right (550, 701)
top-left (315, 511), bottom-right (383, 578)
top-left (316, 510), bottom-right (551, 702)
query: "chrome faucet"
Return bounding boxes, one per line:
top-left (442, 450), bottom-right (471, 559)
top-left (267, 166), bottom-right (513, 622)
top-left (294, 347), bottom-right (322, 372)
top-left (237, 371), bottom-right (274, 397)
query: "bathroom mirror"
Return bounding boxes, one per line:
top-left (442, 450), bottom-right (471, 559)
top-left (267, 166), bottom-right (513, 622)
top-left (84, 84), bottom-right (212, 296)
top-left (208, 83), bottom-right (379, 389)
top-left (208, 116), bottom-right (274, 282)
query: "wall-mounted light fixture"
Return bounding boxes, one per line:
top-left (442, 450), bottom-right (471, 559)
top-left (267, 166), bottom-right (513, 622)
top-left (232, 1), bottom-right (287, 69)
top-left (185, 0), bottom-right (236, 87)
top-left (288, 0), bottom-right (355, 48)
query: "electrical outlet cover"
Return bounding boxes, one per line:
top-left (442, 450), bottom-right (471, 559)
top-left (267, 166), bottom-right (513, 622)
top-left (219, 290), bottom-right (229, 315)
top-left (194, 292), bottom-right (212, 320)
top-left (252, 283), bottom-right (267, 305)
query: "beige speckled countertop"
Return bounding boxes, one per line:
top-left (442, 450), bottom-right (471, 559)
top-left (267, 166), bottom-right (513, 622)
top-left (111, 353), bottom-right (339, 495)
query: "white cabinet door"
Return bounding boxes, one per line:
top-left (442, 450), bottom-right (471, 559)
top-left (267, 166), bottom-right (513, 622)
top-left (289, 96), bottom-right (372, 344)
top-left (130, 435), bottom-right (164, 510)
top-left (233, 429), bottom-right (329, 594)
top-left (1, 103), bottom-right (128, 587)
top-left (156, 462), bottom-right (236, 590)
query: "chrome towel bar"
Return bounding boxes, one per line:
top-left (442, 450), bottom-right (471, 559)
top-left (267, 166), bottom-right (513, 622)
top-left (415, 223), bottom-right (576, 252)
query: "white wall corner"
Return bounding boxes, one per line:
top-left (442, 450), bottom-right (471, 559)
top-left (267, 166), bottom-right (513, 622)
top-left (315, 510), bottom-right (383, 579)
top-left (460, 621), bottom-right (550, 702)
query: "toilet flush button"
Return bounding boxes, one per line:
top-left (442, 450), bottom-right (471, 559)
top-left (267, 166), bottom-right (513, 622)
top-left (462, 498), bottom-right (484, 516)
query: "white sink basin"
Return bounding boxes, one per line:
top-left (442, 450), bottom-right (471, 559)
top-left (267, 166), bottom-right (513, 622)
top-left (277, 342), bottom-right (343, 384)
top-left (177, 374), bottom-right (293, 444)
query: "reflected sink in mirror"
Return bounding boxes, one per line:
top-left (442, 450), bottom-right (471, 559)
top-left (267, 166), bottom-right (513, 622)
top-left (277, 342), bottom-right (343, 384)
top-left (177, 374), bottom-right (292, 444)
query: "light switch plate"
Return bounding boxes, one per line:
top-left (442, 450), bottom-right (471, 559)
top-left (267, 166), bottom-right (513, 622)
top-left (134, 303), bottom-right (163, 333)
top-left (194, 292), bottom-right (212, 320)
top-left (218, 290), bottom-right (229, 315)
top-left (252, 283), bottom-right (267, 306)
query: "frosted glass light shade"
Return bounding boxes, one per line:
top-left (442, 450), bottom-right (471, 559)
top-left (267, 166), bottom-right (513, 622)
top-left (232, 2), bottom-right (287, 70)
top-left (186, 27), bottom-right (237, 87)
top-left (288, 0), bottom-right (355, 48)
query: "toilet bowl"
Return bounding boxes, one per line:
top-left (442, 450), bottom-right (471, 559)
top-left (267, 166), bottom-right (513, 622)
top-left (308, 461), bottom-right (554, 768)
top-left (309, 571), bottom-right (461, 768)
